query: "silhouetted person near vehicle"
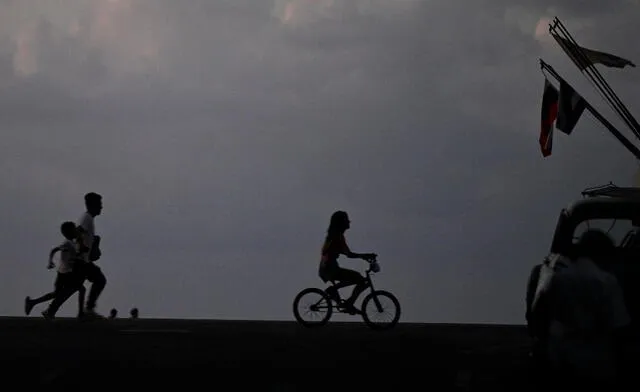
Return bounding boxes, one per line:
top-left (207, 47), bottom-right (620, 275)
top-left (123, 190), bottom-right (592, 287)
top-left (318, 211), bottom-right (377, 315)
top-left (616, 218), bottom-right (640, 382)
top-left (25, 221), bottom-right (86, 319)
top-left (75, 192), bottom-right (107, 318)
top-left (545, 229), bottom-right (629, 387)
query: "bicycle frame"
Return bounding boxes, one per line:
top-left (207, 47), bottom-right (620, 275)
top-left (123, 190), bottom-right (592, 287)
top-left (364, 265), bottom-right (377, 293)
top-left (295, 258), bottom-right (399, 329)
top-left (316, 262), bottom-right (379, 312)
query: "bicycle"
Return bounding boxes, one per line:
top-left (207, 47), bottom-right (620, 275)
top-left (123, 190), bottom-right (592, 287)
top-left (292, 257), bottom-right (401, 330)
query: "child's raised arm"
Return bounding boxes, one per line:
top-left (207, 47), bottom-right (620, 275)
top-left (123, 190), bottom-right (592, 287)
top-left (47, 246), bottom-right (61, 269)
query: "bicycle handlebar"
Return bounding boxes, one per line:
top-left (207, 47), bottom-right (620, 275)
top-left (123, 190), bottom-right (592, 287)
top-left (366, 256), bottom-right (380, 273)
top-left (363, 253), bottom-right (377, 262)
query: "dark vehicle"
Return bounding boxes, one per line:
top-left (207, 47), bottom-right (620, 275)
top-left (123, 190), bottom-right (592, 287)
top-left (526, 183), bottom-right (640, 354)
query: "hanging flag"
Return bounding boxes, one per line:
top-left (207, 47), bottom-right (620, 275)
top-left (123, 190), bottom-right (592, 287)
top-left (540, 79), bottom-right (559, 157)
top-left (551, 33), bottom-right (635, 70)
top-left (556, 80), bottom-right (586, 135)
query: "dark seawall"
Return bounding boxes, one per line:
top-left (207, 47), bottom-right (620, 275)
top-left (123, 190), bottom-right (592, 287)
top-left (0, 317), bottom-right (534, 390)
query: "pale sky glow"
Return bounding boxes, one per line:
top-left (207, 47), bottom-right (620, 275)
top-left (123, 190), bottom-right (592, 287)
top-left (1, 0), bottom-right (639, 324)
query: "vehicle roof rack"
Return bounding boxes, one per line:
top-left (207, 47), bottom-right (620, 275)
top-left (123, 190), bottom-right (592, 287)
top-left (581, 182), bottom-right (640, 199)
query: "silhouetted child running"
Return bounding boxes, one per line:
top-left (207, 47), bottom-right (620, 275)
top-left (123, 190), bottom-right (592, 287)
top-left (25, 221), bottom-right (87, 319)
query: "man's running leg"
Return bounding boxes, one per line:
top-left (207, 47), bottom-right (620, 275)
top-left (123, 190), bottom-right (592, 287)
top-left (76, 284), bottom-right (86, 318)
top-left (84, 263), bottom-right (106, 316)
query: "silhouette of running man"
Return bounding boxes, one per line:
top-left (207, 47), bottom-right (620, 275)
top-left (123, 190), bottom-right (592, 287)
top-left (25, 221), bottom-right (86, 319)
top-left (318, 211), bottom-right (377, 314)
top-left (75, 192), bottom-right (107, 318)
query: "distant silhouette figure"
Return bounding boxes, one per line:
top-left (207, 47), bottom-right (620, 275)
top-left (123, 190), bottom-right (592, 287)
top-left (25, 221), bottom-right (87, 319)
top-left (130, 308), bottom-right (139, 319)
top-left (74, 192), bottom-right (107, 318)
top-left (318, 211), bottom-right (377, 315)
top-left (109, 308), bottom-right (117, 319)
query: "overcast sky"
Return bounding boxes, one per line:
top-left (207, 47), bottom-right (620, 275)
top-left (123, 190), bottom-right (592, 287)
top-left (2, 0), bottom-right (640, 324)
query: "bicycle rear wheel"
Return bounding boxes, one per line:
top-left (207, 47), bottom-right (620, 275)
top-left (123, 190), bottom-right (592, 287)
top-left (293, 288), bottom-right (333, 327)
top-left (361, 290), bottom-right (401, 330)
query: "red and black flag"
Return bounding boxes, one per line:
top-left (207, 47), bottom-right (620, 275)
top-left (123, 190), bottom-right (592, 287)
top-left (556, 79), bottom-right (586, 135)
top-left (539, 77), bottom-right (588, 156)
top-left (539, 58), bottom-right (640, 162)
top-left (540, 79), bottom-right (559, 157)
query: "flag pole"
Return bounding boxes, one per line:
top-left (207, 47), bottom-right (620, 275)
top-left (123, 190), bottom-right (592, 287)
top-left (550, 18), bottom-right (640, 140)
top-left (540, 59), bottom-right (640, 161)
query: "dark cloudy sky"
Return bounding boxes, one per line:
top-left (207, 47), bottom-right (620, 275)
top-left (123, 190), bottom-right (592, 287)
top-left (2, 0), bottom-right (640, 323)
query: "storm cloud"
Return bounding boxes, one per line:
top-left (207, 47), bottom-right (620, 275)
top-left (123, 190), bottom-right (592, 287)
top-left (1, 0), bottom-right (639, 323)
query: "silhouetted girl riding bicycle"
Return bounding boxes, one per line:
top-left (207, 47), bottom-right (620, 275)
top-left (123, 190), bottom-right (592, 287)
top-left (293, 210), bottom-right (400, 330)
top-left (318, 210), bottom-right (376, 315)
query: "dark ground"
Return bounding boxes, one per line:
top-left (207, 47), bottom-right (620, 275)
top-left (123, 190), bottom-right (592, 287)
top-left (0, 317), bottom-right (537, 390)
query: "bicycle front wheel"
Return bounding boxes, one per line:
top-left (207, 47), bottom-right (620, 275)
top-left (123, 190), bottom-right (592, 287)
top-left (361, 290), bottom-right (401, 330)
top-left (293, 288), bottom-right (333, 327)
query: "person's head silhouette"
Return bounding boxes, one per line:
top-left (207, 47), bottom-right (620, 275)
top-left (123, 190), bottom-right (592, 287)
top-left (327, 210), bottom-right (350, 235)
top-left (576, 229), bottom-right (614, 268)
top-left (60, 221), bottom-right (78, 241)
